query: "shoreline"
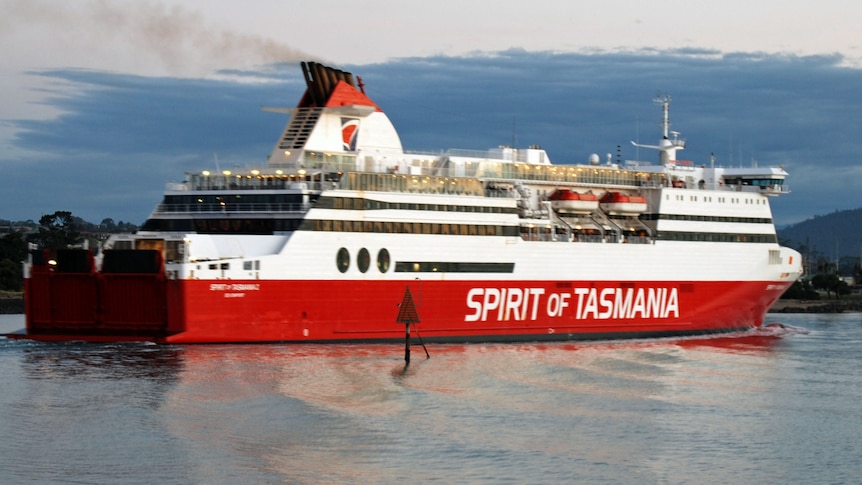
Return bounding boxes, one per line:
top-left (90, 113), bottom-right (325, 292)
top-left (768, 299), bottom-right (862, 314)
top-left (0, 293), bottom-right (24, 314)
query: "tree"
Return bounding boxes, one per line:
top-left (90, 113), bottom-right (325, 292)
top-left (811, 273), bottom-right (843, 299)
top-left (0, 232), bottom-right (27, 291)
top-left (0, 259), bottom-right (22, 291)
top-left (781, 279), bottom-right (819, 300)
top-left (100, 218), bottom-right (117, 231)
top-left (34, 211), bottom-right (82, 250)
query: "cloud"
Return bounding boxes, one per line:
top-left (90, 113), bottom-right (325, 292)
top-left (1, 50), bottom-right (860, 226)
top-left (0, 0), bottom-right (316, 77)
top-left (2, 67), bottom-right (302, 223)
top-left (358, 51), bottom-right (861, 225)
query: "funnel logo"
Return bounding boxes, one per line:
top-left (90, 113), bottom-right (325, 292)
top-left (341, 118), bottom-right (359, 151)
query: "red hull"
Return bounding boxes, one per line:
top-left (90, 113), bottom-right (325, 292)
top-left (15, 274), bottom-right (789, 344)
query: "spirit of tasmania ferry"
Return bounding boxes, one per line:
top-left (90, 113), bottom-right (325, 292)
top-left (16, 61), bottom-right (803, 344)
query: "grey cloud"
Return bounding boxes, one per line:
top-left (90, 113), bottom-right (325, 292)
top-left (2, 51), bottom-right (860, 226)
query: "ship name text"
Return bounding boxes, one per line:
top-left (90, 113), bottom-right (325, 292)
top-left (465, 286), bottom-right (679, 322)
top-left (210, 283), bottom-right (261, 298)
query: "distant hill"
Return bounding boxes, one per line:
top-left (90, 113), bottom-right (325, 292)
top-left (778, 208), bottom-right (862, 260)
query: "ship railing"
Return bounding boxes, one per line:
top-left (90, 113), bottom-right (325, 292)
top-left (576, 234), bottom-right (605, 243)
top-left (182, 177), bottom-right (333, 192)
top-left (153, 202), bottom-right (312, 214)
top-left (339, 172), bottom-right (486, 196)
top-left (759, 184), bottom-right (790, 195)
top-left (719, 183), bottom-right (790, 195)
top-left (495, 164), bottom-right (651, 187)
top-left (405, 148), bottom-right (512, 160)
top-left (623, 236), bottom-right (651, 245)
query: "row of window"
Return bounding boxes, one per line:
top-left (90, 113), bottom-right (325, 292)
top-left (303, 219), bottom-right (520, 237)
top-left (317, 196), bottom-right (517, 214)
top-left (335, 248), bottom-right (515, 274)
top-left (395, 262), bottom-right (515, 273)
top-left (337, 247), bottom-right (390, 273)
top-left (141, 218), bottom-right (305, 234)
top-left (655, 231), bottom-right (777, 243)
top-left (340, 172), bottom-right (486, 196)
top-left (142, 217), bottom-right (775, 245)
top-left (724, 178), bottom-right (786, 186)
top-left (669, 194), bottom-right (768, 205)
top-left (163, 194), bottom-right (306, 205)
top-left (641, 213), bottom-right (773, 224)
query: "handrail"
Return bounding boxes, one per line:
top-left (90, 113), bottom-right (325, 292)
top-left (153, 203), bottom-right (312, 214)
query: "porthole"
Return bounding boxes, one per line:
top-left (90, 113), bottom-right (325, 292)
top-left (358, 247), bottom-right (370, 273)
top-left (336, 247), bottom-right (350, 273)
top-left (377, 248), bottom-right (390, 273)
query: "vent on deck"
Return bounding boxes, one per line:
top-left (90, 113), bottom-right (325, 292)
top-left (278, 108), bottom-right (321, 150)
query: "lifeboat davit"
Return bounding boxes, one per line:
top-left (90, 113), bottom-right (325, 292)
top-left (549, 189), bottom-right (600, 214)
top-left (599, 192), bottom-right (648, 215)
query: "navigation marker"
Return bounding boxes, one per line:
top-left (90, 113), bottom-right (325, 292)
top-left (396, 286), bottom-right (429, 364)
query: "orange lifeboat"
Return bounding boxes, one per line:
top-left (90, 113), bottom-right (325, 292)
top-left (549, 189), bottom-right (600, 214)
top-left (599, 192), bottom-right (648, 215)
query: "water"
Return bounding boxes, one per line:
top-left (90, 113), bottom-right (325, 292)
top-left (1, 313), bottom-right (860, 484)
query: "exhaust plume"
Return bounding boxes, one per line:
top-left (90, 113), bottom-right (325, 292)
top-left (2, 0), bottom-right (318, 76)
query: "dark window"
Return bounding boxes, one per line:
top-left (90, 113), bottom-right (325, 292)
top-left (358, 248), bottom-right (370, 273)
top-left (336, 247), bottom-right (350, 273)
top-left (377, 248), bottom-right (390, 273)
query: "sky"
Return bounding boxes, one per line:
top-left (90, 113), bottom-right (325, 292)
top-left (1, 0), bottom-right (861, 228)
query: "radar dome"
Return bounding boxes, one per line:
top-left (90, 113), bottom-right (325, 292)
top-left (589, 153), bottom-right (600, 165)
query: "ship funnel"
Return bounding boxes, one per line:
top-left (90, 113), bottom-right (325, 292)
top-left (300, 61), bottom-right (360, 107)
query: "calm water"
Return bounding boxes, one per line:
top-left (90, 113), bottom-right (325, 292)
top-left (1, 313), bottom-right (860, 484)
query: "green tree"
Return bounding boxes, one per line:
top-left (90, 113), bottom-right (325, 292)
top-left (100, 218), bottom-right (117, 231)
top-left (35, 211), bottom-right (82, 250)
top-left (0, 232), bottom-right (27, 291)
top-left (811, 273), bottom-right (842, 299)
top-left (781, 279), bottom-right (819, 300)
top-left (0, 259), bottom-right (22, 291)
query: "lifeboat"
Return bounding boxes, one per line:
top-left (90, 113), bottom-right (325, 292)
top-left (599, 192), bottom-right (648, 215)
top-left (549, 189), bottom-right (600, 214)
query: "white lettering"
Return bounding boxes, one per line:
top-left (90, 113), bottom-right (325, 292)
top-left (558, 292), bottom-right (570, 317)
top-left (530, 288), bottom-right (545, 320)
top-left (664, 288), bottom-right (679, 318)
top-left (211, 283), bottom-right (260, 292)
top-left (583, 289), bottom-right (599, 319)
top-left (465, 288), bottom-right (483, 322)
top-left (231, 284), bottom-right (260, 291)
top-left (598, 288), bottom-right (615, 319)
top-left (631, 289), bottom-right (646, 318)
top-left (573, 288), bottom-right (590, 319)
top-left (547, 293), bottom-right (560, 317)
top-left (613, 288), bottom-right (633, 319)
top-left (647, 287), bottom-right (664, 318)
top-left (497, 288), bottom-right (507, 320)
top-left (483, 288), bottom-right (501, 322)
top-left (504, 288), bottom-right (524, 321)
top-left (464, 286), bottom-right (681, 323)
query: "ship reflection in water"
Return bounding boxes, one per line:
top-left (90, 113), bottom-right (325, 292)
top-left (0, 313), bottom-right (857, 484)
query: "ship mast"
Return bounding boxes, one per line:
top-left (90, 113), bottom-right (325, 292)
top-left (631, 95), bottom-right (686, 165)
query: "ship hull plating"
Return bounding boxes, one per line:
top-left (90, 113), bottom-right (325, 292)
top-left (16, 276), bottom-right (790, 344)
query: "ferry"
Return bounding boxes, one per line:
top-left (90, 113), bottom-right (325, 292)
top-left (13, 61), bottom-right (803, 344)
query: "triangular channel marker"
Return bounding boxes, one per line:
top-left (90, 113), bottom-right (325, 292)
top-left (395, 286), bottom-right (420, 325)
top-left (396, 285), bottom-right (428, 363)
